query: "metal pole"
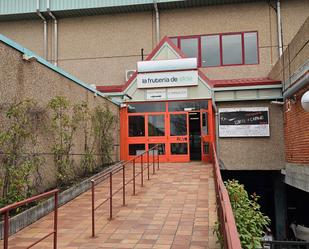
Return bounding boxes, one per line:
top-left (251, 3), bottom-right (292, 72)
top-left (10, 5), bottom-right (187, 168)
top-left (123, 165), bottom-right (125, 206)
top-left (53, 191), bottom-right (58, 249)
top-left (91, 180), bottom-right (95, 237)
top-left (153, 149), bottom-right (155, 175)
top-left (157, 146), bottom-right (159, 170)
top-left (147, 150), bottom-right (150, 180)
top-left (3, 210), bottom-right (9, 249)
top-left (141, 154), bottom-right (144, 187)
top-left (109, 172), bottom-right (113, 220)
top-left (133, 159), bottom-right (136, 195)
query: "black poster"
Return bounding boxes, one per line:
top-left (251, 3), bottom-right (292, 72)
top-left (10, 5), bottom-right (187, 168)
top-left (220, 111), bottom-right (269, 126)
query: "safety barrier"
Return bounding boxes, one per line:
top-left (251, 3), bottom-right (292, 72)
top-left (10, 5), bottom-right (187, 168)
top-left (90, 144), bottom-right (160, 237)
top-left (0, 189), bottom-right (59, 249)
top-left (212, 143), bottom-right (242, 249)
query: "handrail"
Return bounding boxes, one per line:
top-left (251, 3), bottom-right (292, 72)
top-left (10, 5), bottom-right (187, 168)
top-left (91, 144), bottom-right (160, 237)
top-left (211, 142), bottom-right (242, 249)
top-left (0, 189), bottom-right (59, 249)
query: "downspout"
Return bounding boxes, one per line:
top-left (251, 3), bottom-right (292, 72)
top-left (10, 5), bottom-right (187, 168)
top-left (47, 0), bottom-right (58, 66)
top-left (36, 0), bottom-right (47, 59)
top-left (211, 90), bottom-right (220, 160)
top-left (153, 0), bottom-right (160, 45)
top-left (277, 0), bottom-right (283, 57)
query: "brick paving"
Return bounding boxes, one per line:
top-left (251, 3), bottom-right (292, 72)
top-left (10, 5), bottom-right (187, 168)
top-left (2, 162), bottom-right (218, 249)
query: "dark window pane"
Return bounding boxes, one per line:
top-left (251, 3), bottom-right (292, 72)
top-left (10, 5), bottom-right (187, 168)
top-left (129, 144), bottom-right (145, 155)
top-left (168, 100), bottom-right (208, 112)
top-left (202, 112), bottom-right (208, 135)
top-left (148, 115), bottom-right (165, 136)
top-left (244, 32), bottom-right (258, 64)
top-left (222, 34), bottom-right (242, 65)
top-left (201, 35), bottom-right (220, 67)
top-left (180, 38), bottom-right (198, 59)
top-left (170, 114), bottom-right (187, 136)
top-left (203, 142), bottom-right (210, 154)
top-left (170, 37), bottom-right (178, 47)
top-left (171, 143), bottom-right (188, 155)
top-left (149, 143), bottom-right (166, 155)
top-left (129, 116), bottom-right (145, 137)
top-left (128, 102), bottom-right (165, 113)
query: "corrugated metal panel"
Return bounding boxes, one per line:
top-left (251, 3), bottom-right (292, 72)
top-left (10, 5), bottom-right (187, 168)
top-left (0, 0), bottom-right (262, 20)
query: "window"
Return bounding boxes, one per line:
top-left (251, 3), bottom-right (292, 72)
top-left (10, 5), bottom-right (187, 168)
top-left (149, 143), bottom-right (166, 155)
top-left (171, 143), bottom-right (188, 155)
top-left (128, 102), bottom-right (165, 113)
top-left (129, 144), bottom-right (145, 155)
top-left (170, 114), bottom-right (187, 136)
top-left (129, 116), bottom-right (145, 137)
top-left (168, 100), bottom-right (208, 112)
top-left (148, 115), bottom-right (165, 136)
top-left (170, 31), bottom-right (258, 67)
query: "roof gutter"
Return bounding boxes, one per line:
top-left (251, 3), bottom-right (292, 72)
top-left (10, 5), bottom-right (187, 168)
top-left (283, 71), bottom-right (309, 100)
top-left (154, 0), bottom-right (160, 45)
top-left (36, 0), bottom-right (47, 59)
top-left (47, 0), bottom-right (58, 66)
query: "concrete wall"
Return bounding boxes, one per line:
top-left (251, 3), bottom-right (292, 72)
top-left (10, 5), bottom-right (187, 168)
top-left (217, 100), bottom-right (285, 170)
top-left (0, 41), bottom-right (120, 190)
top-left (0, 1), bottom-right (308, 87)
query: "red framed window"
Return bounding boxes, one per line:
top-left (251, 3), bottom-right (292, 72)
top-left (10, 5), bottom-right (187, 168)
top-left (170, 31), bottom-right (259, 67)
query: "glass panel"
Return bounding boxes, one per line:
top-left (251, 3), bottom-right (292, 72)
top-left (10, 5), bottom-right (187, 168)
top-left (201, 35), bottom-right (220, 67)
top-left (129, 144), bottom-right (145, 155)
top-left (148, 115), bottom-right (165, 136)
top-left (203, 142), bottom-right (210, 154)
top-left (170, 37), bottom-right (178, 47)
top-left (171, 143), bottom-right (188, 155)
top-left (170, 114), bottom-right (187, 136)
top-left (244, 32), bottom-right (258, 64)
top-left (129, 116), bottom-right (145, 137)
top-left (168, 100), bottom-right (208, 112)
top-left (180, 38), bottom-right (199, 59)
top-left (202, 112), bottom-right (208, 135)
top-left (222, 34), bottom-right (242, 65)
top-left (149, 143), bottom-right (166, 155)
top-left (128, 102), bottom-right (165, 113)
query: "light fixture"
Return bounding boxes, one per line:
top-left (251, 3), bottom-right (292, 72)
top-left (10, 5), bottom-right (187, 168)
top-left (301, 90), bottom-right (309, 112)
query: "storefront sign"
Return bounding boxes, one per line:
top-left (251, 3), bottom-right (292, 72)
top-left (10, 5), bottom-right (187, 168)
top-left (146, 89), bottom-right (166, 100)
top-left (137, 70), bottom-right (198, 89)
top-left (167, 88), bottom-right (188, 99)
top-left (219, 107), bottom-right (270, 137)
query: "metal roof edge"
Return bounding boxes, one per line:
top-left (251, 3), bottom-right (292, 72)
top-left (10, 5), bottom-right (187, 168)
top-left (213, 84), bottom-right (283, 92)
top-left (0, 34), bottom-right (120, 107)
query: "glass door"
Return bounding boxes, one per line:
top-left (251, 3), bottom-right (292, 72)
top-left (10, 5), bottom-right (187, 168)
top-left (168, 112), bottom-right (190, 162)
top-left (200, 110), bottom-right (211, 162)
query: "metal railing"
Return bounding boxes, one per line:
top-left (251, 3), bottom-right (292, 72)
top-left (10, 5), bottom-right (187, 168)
top-left (90, 144), bottom-right (160, 237)
top-left (0, 189), bottom-right (59, 249)
top-left (262, 240), bottom-right (309, 249)
top-left (211, 142), bottom-right (242, 249)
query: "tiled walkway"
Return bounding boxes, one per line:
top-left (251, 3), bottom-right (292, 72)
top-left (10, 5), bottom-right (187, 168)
top-left (3, 162), bottom-right (218, 249)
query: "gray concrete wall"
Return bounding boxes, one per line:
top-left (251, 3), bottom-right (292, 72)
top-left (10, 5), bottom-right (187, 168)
top-left (0, 41), bottom-right (120, 191)
top-left (217, 100), bottom-right (285, 170)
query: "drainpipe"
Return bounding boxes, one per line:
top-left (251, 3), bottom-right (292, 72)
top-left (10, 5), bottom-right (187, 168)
top-left (153, 0), bottom-right (160, 45)
top-left (211, 90), bottom-right (220, 160)
top-left (277, 0), bottom-right (283, 57)
top-left (36, 0), bottom-right (47, 59)
top-left (47, 0), bottom-right (58, 66)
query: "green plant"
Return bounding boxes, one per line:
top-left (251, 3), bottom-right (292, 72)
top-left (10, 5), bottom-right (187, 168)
top-left (225, 180), bottom-right (270, 249)
top-left (0, 100), bottom-right (43, 208)
top-left (48, 96), bottom-right (88, 187)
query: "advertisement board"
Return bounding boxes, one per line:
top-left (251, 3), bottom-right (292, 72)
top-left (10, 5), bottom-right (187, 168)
top-left (219, 107), bottom-right (270, 137)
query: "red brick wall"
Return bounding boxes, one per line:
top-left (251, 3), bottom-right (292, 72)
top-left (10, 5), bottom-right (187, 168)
top-left (284, 83), bottom-right (309, 163)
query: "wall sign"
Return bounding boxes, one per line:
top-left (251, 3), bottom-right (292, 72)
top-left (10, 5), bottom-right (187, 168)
top-left (146, 89), bottom-right (166, 100)
top-left (219, 107), bottom-right (270, 137)
top-left (137, 70), bottom-right (198, 89)
top-left (167, 88), bottom-right (188, 99)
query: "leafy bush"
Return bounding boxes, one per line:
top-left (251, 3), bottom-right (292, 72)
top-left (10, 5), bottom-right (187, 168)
top-left (225, 179), bottom-right (270, 249)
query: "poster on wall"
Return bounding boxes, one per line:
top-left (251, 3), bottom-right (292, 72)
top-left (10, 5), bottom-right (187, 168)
top-left (219, 107), bottom-right (270, 137)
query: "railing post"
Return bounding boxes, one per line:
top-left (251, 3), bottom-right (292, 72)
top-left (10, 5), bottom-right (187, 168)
top-left (141, 154), bottom-right (144, 187)
top-left (133, 159), bottom-right (136, 195)
top-left (157, 146), bottom-right (159, 170)
top-left (91, 180), bottom-right (95, 237)
top-left (147, 150), bottom-right (150, 180)
top-left (123, 164), bottom-right (125, 206)
top-left (3, 210), bottom-right (9, 249)
top-left (53, 190), bottom-right (58, 249)
top-left (109, 172), bottom-right (113, 220)
top-left (152, 149), bottom-right (155, 175)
